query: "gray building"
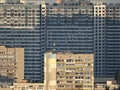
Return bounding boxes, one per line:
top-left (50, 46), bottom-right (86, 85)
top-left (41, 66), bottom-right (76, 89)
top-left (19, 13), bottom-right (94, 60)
top-left (94, 3), bottom-right (106, 78)
top-left (0, 0), bottom-right (46, 82)
top-left (46, 0), bottom-right (94, 54)
top-left (0, 0), bottom-right (120, 83)
top-left (94, 2), bottom-right (120, 79)
top-left (106, 3), bottom-right (120, 78)
top-left (46, 0), bottom-right (120, 80)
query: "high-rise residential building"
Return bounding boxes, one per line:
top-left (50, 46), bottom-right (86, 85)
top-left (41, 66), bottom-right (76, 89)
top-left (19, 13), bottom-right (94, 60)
top-left (46, 0), bottom-right (94, 54)
top-left (0, 0), bottom-right (46, 82)
top-left (46, 0), bottom-right (120, 81)
top-left (94, 2), bottom-right (106, 78)
top-left (94, 2), bottom-right (120, 80)
top-left (0, 0), bottom-right (120, 83)
top-left (106, 3), bottom-right (120, 78)
top-left (0, 46), bottom-right (24, 87)
top-left (44, 52), bottom-right (94, 90)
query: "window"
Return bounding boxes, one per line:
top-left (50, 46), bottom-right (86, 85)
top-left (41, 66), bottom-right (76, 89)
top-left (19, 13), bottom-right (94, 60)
top-left (66, 59), bottom-right (74, 62)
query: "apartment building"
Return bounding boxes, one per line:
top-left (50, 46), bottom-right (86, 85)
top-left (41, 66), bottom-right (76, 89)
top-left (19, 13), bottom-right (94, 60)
top-left (0, 0), bottom-right (120, 83)
top-left (46, 0), bottom-right (94, 54)
top-left (106, 3), bottom-right (120, 78)
top-left (0, 0), bottom-right (46, 82)
top-left (44, 52), bottom-right (94, 90)
top-left (0, 46), bottom-right (24, 87)
top-left (94, 2), bottom-right (120, 79)
top-left (13, 83), bottom-right (44, 90)
top-left (94, 2), bottom-right (106, 78)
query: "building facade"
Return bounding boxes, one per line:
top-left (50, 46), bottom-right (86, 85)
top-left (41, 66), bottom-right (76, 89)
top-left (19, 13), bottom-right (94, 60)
top-left (0, 0), bottom-right (120, 82)
top-left (46, 0), bottom-right (94, 54)
top-left (94, 2), bottom-right (120, 79)
top-left (0, 46), bottom-right (24, 87)
top-left (0, 0), bottom-right (20, 4)
top-left (13, 83), bottom-right (44, 90)
top-left (94, 2), bottom-right (106, 78)
top-left (106, 3), bottom-right (120, 78)
top-left (46, 0), bottom-right (120, 81)
top-left (0, 0), bottom-right (46, 82)
top-left (44, 52), bottom-right (94, 90)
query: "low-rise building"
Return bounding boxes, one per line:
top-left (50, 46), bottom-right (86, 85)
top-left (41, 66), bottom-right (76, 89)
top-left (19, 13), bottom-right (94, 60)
top-left (44, 52), bottom-right (94, 90)
top-left (13, 82), bottom-right (44, 90)
top-left (107, 80), bottom-right (118, 90)
top-left (94, 84), bottom-right (105, 90)
top-left (0, 88), bottom-right (12, 90)
top-left (0, 46), bottom-right (24, 87)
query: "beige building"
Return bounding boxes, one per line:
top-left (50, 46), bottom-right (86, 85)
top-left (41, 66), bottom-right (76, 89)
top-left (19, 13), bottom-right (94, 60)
top-left (13, 82), bottom-right (44, 90)
top-left (0, 46), bottom-right (24, 87)
top-left (44, 52), bottom-right (94, 90)
top-left (94, 84), bottom-right (105, 90)
top-left (0, 88), bottom-right (12, 90)
top-left (106, 80), bottom-right (118, 90)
